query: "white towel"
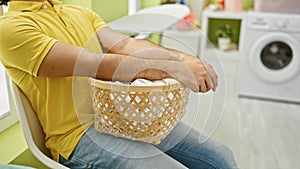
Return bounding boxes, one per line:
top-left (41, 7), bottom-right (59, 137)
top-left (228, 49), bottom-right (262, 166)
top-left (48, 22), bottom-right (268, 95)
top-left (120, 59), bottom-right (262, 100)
top-left (110, 78), bottom-right (178, 86)
top-left (130, 78), bottom-right (178, 86)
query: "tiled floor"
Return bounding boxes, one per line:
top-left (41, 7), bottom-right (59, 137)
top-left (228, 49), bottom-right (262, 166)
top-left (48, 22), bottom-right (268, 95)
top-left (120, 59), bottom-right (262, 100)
top-left (184, 56), bottom-right (300, 169)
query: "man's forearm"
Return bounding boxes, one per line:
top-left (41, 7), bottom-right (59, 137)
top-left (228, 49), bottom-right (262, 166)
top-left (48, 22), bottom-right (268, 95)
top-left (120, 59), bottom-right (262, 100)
top-left (97, 27), bottom-right (197, 63)
top-left (92, 52), bottom-right (174, 82)
top-left (109, 37), bottom-right (185, 62)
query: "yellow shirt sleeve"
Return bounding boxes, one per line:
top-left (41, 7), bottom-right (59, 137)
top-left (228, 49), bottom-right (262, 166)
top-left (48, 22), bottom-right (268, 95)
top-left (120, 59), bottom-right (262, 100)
top-left (82, 6), bottom-right (107, 32)
top-left (0, 18), bottom-right (57, 77)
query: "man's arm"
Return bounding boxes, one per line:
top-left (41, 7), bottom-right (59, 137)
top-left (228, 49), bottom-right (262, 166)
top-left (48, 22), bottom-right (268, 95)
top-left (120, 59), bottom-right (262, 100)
top-left (96, 27), bottom-right (185, 62)
top-left (37, 42), bottom-right (171, 82)
top-left (38, 27), bottom-right (217, 92)
top-left (96, 26), bottom-right (218, 91)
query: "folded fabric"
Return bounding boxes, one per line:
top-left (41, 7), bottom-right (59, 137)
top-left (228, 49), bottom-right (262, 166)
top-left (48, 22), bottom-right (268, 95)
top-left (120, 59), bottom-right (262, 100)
top-left (122, 78), bottom-right (179, 86)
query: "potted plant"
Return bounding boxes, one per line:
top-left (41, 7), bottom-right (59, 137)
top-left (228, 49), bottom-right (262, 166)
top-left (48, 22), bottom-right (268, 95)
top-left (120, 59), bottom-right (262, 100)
top-left (215, 24), bottom-right (234, 50)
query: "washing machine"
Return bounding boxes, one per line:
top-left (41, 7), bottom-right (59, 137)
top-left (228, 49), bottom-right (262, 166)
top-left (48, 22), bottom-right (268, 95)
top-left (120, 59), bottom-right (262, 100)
top-left (238, 12), bottom-right (300, 103)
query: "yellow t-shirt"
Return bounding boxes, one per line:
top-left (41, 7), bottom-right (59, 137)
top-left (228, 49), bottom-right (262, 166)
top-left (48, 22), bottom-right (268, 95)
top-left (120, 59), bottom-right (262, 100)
top-left (0, 0), bottom-right (106, 161)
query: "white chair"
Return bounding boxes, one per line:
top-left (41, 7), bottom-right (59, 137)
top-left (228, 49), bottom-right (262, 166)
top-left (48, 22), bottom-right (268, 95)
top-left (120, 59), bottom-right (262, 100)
top-left (9, 79), bottom-right (68, 169)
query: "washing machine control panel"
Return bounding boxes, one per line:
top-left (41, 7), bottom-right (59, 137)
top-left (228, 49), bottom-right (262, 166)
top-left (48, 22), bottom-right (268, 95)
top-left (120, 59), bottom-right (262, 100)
top-left (275, 20), bottom-right (288, 28)
top-left (247, 12), bottom-right (300, 32)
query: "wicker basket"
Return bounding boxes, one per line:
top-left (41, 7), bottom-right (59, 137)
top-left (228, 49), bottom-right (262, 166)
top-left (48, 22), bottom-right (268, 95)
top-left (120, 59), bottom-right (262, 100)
top-left (89, 78), bottom-right (190, 144)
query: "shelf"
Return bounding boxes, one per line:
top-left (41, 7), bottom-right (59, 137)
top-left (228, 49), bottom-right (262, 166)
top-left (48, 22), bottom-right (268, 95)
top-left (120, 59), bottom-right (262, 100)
top-left (203, 10), bottom-right (246, 20)
top-left (200, 10), bottom-right (246, 63)
top-left (202, 46), bottom-right (240, 62)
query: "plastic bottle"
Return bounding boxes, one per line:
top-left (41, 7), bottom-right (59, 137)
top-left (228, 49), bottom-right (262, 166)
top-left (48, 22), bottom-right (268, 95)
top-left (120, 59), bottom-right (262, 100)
top-left (230, 0), bottom-right (242, 12)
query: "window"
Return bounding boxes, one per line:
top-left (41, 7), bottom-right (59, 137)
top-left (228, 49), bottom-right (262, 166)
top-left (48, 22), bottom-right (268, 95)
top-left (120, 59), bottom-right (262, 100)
top-left (0, 5), bottom-right (18, 132)
top-left (0, 63), bottom-right (10, 121)
top-left (0, 5), bottom-right (10, 121)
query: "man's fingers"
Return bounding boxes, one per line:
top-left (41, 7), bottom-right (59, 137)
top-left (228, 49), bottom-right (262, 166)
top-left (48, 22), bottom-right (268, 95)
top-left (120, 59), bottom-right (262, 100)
top-left (204, 63), bottom-right (218, 91)
top-left (198, 79), bottom-right (206, 92)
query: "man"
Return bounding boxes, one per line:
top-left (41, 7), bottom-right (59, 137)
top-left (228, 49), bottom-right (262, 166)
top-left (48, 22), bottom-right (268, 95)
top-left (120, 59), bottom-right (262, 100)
top-left (0, 0), bottom-right (238, 168)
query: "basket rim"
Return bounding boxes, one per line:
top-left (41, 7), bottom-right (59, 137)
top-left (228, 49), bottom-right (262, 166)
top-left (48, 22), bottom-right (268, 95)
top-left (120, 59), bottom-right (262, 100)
top-left (89, 78), bottom-right (183, 92)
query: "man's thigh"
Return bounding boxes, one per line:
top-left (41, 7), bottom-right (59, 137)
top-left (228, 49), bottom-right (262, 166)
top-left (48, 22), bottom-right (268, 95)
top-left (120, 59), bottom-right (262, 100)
top-left (156, 122), bottom-right (238, 169)
top-left (60, 126), bottom-right (187, 169)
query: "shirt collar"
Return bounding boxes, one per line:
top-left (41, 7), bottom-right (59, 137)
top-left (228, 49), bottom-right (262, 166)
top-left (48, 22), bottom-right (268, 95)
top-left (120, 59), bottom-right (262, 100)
top-left (8, 0), bottom-right (62, 12)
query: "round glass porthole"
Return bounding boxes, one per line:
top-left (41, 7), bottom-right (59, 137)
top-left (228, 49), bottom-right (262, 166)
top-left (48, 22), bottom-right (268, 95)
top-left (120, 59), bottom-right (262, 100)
top-left (261, 41), bottom-right (292, 70)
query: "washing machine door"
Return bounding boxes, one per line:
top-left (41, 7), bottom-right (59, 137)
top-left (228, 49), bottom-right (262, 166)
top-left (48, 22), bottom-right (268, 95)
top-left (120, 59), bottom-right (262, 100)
top-left (249, 32), bottom-right (300, 83)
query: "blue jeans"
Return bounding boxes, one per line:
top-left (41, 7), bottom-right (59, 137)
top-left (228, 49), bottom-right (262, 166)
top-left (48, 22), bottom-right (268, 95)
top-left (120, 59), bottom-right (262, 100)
top-left (59, 122), bottom-right (238, 169)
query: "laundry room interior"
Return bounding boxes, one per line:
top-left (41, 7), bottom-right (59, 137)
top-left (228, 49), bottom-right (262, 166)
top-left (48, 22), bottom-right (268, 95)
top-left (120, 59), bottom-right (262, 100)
top-left (0, 0), bottom-right (300, 169)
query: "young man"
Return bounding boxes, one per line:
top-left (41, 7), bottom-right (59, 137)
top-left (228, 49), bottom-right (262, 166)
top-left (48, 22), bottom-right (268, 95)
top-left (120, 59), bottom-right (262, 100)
top-left (0, 0), bottom-right (238, 168)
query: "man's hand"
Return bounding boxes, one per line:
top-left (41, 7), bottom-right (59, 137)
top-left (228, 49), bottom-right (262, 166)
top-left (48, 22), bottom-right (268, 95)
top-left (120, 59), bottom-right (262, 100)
top-left (185, 60), bottom-right (218, 92)
top-left (170, 53), bottom-right (218, 93)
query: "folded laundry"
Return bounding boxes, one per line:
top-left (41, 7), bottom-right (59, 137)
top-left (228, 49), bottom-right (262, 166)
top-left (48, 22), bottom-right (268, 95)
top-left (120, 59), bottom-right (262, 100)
top-left (111, 78), bottom-right (179, 86)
